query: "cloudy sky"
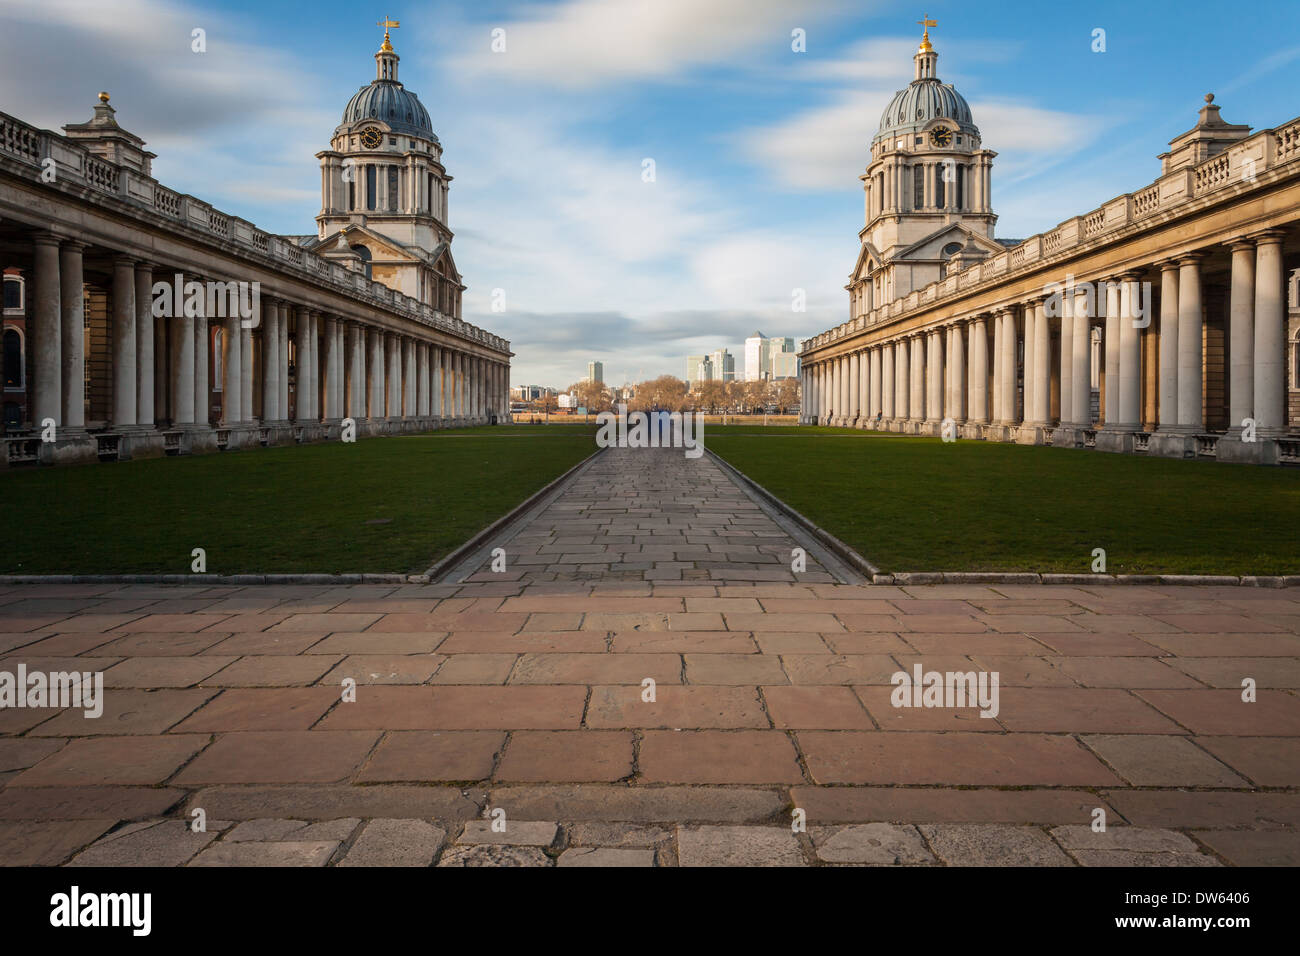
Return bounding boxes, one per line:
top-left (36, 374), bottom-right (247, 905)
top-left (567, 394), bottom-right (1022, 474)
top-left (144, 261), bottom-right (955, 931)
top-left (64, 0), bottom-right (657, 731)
top-left (3, 0), bottom-right (1298, 387)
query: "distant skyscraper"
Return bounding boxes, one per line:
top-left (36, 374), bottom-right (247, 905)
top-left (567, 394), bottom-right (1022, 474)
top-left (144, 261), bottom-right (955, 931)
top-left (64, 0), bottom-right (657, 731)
top-left (711, 349), bottom-right (735, 382)
top-left (768, 337), bottom-right (797, 379)
top-left (588, 361), bottom-right (603, 384)
top-left (686, 355), bottom-right (706, 382)
top-left (744, 331), bottom-right (771, 381)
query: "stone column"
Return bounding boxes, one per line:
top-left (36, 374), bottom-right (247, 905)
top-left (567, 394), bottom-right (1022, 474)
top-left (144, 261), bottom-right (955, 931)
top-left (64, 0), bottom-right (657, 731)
top-left (991, 311), bottom-right (1002, 425)
top-left (1157, 262), bottom-right (1179, 430)
top-left (309, 311), bottom-right (322, 421)
top-left (826, 357), bottom-right (837, 423)
top-left (134, 263), bottom-right (154, 427)
top-left (999, 309), bottom-right (1016, 426)
top-left (1034, 298), bottom-right (1052, 425)
top-left (1072, 287), bottom-right (1092, 427)
top-left (1227, 240), bottom-right (1256, 436)
top-left (295, 308), bottom-right (312, 423)
top-left (950, 322), bottom-right (966, 423)
top-left (241, 319), bottom-right (254, 423)
top-left (1059, 290), bottom-right (1074, 427)
top-left (1176, 255), bottom-right (1203, 430)
top-left (848, 352), bottom-right (860, 423)
top-left (172, 292), bottom-right (196, 427)
top-left (31, 234), bottom-right (62, 428)
top-left (60, 240), bottom-right (86, 430)
top-left (417, 343), bottom-right (428, 417)
top-left (341, 319), bottom-right (356, 419)
top-left (387, 333), bottom-right (401, 418)
top-left (432, 346), bottom-right (442, 417)
top-left (194, 287), bottom-right (209, 426)
top-left (277, 303), bottom-right (290, 421)
top-left (1102, 281), bottom-right (1120, 426)
top-left (968, 317), bottom-right (987, 424)
top-left (322, 315), bottom-right (339, 421)
top-left (263, 299), bottom-right (280, 422)
top-left (1253, 231), bottom-right (1287, 435)
top-left (925, 330), bottom-right (942, 425)
top-left (877, 350), bottom-right (890, 420)
top-left (870, 347), bottom-right (883, 420)
top-left (910, 335), bottom-right (924, 423)
top-left (368, 327), bottom-right (385, 420)
top-left (894, 339), bottom-right (908, 424)
top-left (1117, 274), bottom-right (1142, 429)
top-left (110, 256), bottom-right (138, 427)
top-left (222, 302), bottom-right (242, 425)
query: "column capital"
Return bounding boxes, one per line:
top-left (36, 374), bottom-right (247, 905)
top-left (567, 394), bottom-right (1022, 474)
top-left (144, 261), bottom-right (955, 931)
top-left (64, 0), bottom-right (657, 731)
top-left (1247, 228), bottom-right (1286, 247)
top-left (1175, 251), bottom-right (1206, 265)
top-left (1154, 258), bottom-right (1181, 273)
top-left (59, 238), bottom-right (89, 253)
top-left (111, 253), bottom-right (139, 267)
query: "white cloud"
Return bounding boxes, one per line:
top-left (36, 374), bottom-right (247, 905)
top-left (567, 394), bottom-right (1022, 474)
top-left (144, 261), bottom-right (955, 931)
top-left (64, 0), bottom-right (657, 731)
top-left (449, 0), bottom-right (853, 88)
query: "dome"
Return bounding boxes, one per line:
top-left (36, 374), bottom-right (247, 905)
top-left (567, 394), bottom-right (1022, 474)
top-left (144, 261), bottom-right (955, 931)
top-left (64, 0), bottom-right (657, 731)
top-left (340, 80), bottom-right (437, 142)
top-left (875, 79), bottom-right (976, 144)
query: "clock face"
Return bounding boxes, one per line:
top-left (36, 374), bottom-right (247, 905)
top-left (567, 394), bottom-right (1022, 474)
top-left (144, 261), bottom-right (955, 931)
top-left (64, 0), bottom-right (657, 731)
top-left (360, 127), bottom-right (383, 149)
top-left (929, 126), bottom-right (953, 148)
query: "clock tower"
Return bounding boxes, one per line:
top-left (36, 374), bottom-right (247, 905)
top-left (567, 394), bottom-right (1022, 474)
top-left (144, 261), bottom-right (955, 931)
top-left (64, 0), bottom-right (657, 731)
top-left (849, 20), bottom-right (1003, 316)
top-left (310, 20), bottom-right (463, 317)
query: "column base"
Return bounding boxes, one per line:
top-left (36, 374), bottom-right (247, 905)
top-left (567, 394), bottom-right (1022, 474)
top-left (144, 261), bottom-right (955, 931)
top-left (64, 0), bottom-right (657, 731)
top-left (1203, 434), bottom-right (1279, 464)
top-left (1094, 427), bottom-right (1138, 454)
top-left (1049, 425), bottom-right (1087, 449)
top-left (960, 422), bottom-right (987, 441)
top-left (1015, 424), bottom-right (1048, 446)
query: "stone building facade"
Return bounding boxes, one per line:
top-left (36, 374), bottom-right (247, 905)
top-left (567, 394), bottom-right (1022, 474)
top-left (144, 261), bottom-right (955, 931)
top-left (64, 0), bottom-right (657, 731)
top-left (0, 28), bottom-right (510, 467)
top-left (799, 28), bottom-right (1300, 465)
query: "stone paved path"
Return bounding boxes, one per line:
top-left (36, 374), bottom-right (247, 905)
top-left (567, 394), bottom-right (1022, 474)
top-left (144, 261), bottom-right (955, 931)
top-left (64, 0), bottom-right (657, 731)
top-left (1, 448), bottom-right (1297, 866)
top-left (2, 577), bottom-right (1297, 866)
top-left (440, 447), bottom-right (853, 584)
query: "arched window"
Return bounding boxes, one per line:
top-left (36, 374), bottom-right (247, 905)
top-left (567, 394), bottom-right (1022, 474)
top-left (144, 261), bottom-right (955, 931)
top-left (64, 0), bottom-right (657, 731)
top-left (3, 328), bottom-right (23, 389)
top-left (351, 245), bottom-right (372, 280)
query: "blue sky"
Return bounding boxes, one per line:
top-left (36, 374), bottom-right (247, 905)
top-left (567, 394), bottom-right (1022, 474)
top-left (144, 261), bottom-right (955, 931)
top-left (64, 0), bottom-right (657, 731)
top-left (4, 0), bottom-right (1299, 387)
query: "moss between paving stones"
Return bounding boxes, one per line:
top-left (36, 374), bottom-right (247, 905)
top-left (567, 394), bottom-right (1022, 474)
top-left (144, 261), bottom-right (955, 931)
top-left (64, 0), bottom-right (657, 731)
top-left (707, 425), bottom-right (1300, 575)
top-left (2, 425), bottom-right (596, 575)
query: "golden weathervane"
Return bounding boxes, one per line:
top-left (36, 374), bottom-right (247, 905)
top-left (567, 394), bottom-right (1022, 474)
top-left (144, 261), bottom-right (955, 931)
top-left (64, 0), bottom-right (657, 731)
top-left (917, 14), bottom-right (937, 52)
top-left (377, 16), bottom-right (400, 52)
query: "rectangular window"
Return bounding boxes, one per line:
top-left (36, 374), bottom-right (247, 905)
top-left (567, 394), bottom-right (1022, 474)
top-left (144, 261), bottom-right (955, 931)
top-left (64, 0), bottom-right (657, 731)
top-left (956, 164), bottom-right (964, 208)
top-left (912, 167), bottom-right (923, 210)
top-left (366, 164), bottom-right (376, 211)
top-left (388, 166), bottom-right (399, 212)
top-left (935, 169), bottom-right (945, 208)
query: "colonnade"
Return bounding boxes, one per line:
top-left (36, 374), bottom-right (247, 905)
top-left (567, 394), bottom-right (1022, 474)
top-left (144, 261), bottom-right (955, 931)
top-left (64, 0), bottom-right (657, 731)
top-left (800, 232), bottom-right (1290, 458)
top-left (22, 231), bottom-right (510, 458)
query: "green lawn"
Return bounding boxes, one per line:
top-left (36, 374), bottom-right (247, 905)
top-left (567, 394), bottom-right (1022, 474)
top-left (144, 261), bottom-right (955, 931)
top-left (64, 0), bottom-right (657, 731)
top-left (2, 425), bottom-right (596, 575)
top-left (707, 425), bottom-right (1300, 575)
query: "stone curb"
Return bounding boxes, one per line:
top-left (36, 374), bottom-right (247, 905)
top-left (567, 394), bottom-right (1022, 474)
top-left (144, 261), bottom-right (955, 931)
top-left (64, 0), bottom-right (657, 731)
top-left (422, 445), bottom-right (605, 582)
top-left (872, 571), bottom-right (1300, 588)
top-left (706, 449), bottom-right (881, 577)
top-left (0, 572), bottom-right (416, 585)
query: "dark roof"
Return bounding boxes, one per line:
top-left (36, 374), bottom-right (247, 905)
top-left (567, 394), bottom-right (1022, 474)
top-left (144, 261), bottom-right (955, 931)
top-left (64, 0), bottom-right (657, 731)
top-left (340, 80), bottom-right (436, 141)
